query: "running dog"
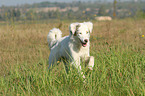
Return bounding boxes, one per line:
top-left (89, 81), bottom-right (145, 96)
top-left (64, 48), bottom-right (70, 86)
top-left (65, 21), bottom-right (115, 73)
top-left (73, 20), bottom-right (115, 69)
top-left (47, 22), bottom-right (94, 78)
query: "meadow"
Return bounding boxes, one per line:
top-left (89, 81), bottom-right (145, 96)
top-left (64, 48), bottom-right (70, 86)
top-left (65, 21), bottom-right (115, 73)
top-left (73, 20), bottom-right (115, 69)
top-left (0, 19), bottom-right (145, 96)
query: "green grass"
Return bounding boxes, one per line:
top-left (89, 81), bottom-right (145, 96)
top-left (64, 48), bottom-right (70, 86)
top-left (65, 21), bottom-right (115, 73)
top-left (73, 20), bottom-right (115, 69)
top-left (0, 19), bottom-right (145, 95)
top-left (0, 46), bottom-right (144, 96)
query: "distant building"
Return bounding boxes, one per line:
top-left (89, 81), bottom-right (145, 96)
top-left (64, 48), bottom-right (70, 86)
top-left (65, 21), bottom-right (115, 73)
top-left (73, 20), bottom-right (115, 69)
top-left (95, 16), bottom-right (112, 21)
top-left (33, 7), bottom-right (79, 13)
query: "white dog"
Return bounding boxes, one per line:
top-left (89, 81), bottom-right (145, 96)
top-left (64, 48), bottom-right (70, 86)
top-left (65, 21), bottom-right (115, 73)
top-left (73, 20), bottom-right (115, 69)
top-left (47, 22), bottom-right (94, 78)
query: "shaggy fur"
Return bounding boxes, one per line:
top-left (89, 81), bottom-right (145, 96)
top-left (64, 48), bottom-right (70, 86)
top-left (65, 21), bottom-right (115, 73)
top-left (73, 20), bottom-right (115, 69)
top-left (47, 22), bottom-right (94, 78)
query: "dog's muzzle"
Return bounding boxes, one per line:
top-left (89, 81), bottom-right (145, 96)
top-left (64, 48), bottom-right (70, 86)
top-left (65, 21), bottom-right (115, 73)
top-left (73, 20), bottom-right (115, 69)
top-left (80, 39), bottom-right (88, 47)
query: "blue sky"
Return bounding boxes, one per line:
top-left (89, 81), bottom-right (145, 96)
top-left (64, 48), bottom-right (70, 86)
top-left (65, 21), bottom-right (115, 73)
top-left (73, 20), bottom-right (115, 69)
top-left (0, 0), bottom-right (115, 7)
top-left (0, 0), bottom-right (141, 7)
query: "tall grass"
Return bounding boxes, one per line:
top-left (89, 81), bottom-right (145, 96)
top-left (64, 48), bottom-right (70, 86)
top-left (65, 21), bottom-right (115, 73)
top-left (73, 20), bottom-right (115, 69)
top-left (0, 19), bottom-right (145, 95)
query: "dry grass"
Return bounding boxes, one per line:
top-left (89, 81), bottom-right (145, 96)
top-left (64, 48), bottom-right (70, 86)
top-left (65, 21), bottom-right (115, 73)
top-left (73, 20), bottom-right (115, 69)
top-left (0, 19), bottom-right (145, 95)
top-left (0, 22), bottom-right (70, 75)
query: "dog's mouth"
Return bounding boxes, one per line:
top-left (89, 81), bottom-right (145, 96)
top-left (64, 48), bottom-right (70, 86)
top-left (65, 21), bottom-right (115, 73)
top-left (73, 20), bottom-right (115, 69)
top-left (79, 39), bottom-right (88, 47)
top-left (82, 42), bottom-right (87, 47)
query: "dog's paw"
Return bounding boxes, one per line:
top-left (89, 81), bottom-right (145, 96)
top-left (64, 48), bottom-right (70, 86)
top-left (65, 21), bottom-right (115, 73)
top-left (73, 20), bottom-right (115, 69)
top-left (81, 72), bottom-right (86, 79)
top-left (83, 75), bottom-right (86, 79)
top-left (88, 56), bottom-right (94, 69)
top-left (88, 66), bottom-right (93, 70)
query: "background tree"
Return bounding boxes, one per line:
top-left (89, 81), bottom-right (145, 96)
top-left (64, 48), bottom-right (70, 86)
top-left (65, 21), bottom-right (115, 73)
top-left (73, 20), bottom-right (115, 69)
top-left (98, 5), bottom-right (106, 16)
top-left (113, 0), bottom-right (117, 18)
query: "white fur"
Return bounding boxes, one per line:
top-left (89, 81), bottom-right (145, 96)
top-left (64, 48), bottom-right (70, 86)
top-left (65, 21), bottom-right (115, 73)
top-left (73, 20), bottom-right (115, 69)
top-left (47, 28), bottom-right (62, 49)
top-left (47, 22), bottom-right (94, 78)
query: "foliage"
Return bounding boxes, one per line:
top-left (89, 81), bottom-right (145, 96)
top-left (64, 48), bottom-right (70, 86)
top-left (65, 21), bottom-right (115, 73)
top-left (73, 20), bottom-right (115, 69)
top-left (0, 1), bottom-right (145, 21)
top-left (98, 5), bottom-right (106, 16)
top-left (135, 10), bottom-right (145, 19)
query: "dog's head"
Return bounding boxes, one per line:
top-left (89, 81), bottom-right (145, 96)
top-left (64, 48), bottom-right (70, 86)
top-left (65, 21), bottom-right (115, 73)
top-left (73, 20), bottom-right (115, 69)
top-left (69, 22), bottom-right (93, 47)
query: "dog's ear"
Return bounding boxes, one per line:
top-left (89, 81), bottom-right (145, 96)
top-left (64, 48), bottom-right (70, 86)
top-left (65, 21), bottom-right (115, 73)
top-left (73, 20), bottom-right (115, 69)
top-left (69, 23), bottom-right (79, 35)
top-left (84, 22), bottom-right (93, 33)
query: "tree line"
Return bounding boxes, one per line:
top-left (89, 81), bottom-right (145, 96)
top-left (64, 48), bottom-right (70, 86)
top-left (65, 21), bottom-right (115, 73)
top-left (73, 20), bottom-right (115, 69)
top-left (0, 1), bottom-right (145, 21)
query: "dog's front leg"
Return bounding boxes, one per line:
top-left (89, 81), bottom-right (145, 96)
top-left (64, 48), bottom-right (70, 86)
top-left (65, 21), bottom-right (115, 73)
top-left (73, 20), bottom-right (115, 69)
top-left (85, 56), bottom-right (94, 70)
top-left (72, 57), bottom-right (85, 79)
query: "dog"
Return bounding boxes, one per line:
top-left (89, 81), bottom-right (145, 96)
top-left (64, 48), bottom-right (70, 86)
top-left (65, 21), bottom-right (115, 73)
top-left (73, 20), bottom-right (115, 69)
top-left (47, 22), bottom-right (94, 78)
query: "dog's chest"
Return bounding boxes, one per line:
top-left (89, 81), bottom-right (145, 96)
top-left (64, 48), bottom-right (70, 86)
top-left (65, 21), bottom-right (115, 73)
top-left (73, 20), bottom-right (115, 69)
top-left (78, 46), bottom-right (89, 56)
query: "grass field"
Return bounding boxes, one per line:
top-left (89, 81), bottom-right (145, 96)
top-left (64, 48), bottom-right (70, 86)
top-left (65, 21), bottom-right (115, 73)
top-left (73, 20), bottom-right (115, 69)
top-left (0, 19), bottom-right (145, 95)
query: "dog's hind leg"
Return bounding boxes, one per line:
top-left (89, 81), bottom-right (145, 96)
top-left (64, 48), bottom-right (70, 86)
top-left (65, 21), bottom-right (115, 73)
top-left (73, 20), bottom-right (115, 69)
top-left (63, 60), bottom-right (69, 74)
top-left (48, 54), bottom-right (60, 69)
top-left (48, 58), bottom-right (55, 69)
top-left (61, 57), bottom-right (69, 73)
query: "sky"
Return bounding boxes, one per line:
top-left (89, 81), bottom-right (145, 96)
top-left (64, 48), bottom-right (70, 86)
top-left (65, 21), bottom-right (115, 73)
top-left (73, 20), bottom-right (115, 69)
top-left (0, 0), bottom-right (113, 7)
top-left (0, 0), bottom-right (141, 7)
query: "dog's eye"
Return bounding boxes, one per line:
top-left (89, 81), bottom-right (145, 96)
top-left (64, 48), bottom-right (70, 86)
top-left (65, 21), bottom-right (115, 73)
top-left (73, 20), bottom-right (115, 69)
top-left (86, 31), bottom-right (89, 34)
top-left (79, 33), bottom-right (82, 34)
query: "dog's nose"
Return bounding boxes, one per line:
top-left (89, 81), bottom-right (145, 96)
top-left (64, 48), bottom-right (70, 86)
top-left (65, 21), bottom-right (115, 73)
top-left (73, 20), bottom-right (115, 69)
top-left (84, 39), bottom-right (88, 43)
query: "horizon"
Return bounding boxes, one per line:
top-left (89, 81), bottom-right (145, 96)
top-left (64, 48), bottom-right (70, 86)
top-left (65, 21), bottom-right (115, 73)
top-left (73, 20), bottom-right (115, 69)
top-left (0, 0), bottom-right (143, 7)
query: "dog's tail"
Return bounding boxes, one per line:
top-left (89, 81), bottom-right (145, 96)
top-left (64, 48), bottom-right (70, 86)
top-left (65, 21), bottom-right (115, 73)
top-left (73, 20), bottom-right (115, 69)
top-left (47, 28), bottom-right (62, 49)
